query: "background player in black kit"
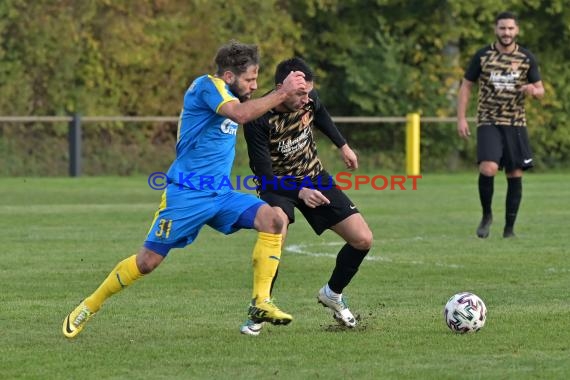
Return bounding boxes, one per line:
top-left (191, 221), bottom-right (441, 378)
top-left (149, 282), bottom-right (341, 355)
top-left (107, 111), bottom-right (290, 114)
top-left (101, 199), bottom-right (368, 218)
top-left (241, 57), bottom-right (373, 335)
top-left (457, 11), bottom-right (544, 238)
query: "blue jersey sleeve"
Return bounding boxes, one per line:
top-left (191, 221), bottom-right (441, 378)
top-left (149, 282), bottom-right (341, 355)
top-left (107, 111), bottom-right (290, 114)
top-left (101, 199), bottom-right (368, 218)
top-left (200, 75), bottom-right (237, 113)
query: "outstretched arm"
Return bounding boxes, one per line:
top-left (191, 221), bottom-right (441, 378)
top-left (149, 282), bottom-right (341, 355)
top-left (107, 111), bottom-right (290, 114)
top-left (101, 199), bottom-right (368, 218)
top-left (219, 71), bottom-right (306, 124)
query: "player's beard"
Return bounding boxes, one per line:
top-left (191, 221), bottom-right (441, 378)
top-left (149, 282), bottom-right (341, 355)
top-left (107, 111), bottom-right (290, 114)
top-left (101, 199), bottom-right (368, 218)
top-left (238, 93), bottom-right (251, 102)
top-left (229, 82), bottom-right (251, 102)
top-left (496, 34), bottom-right (515, 48)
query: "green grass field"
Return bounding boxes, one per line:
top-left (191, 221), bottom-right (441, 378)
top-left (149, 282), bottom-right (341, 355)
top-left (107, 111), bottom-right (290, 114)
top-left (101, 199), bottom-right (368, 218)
top-left (1, 173), bottom-right (569, 379)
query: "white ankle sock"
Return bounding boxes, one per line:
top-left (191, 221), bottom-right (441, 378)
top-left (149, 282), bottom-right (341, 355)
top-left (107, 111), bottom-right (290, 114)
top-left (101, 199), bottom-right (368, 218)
top-left (325, 284), bottom-right (342, 301)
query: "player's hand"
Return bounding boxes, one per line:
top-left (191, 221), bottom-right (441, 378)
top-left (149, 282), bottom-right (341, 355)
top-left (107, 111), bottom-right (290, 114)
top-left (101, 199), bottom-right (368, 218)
top-left (298, 187), bottom-right (330, 208)
top-left (519, 84), bottom-right (536, 97)
top-left (339, 144), bottom-right (358, 170)
top-left (279, 71), bottom-right (306, 97)
top-left (457, 118), bottom-right (471, 139)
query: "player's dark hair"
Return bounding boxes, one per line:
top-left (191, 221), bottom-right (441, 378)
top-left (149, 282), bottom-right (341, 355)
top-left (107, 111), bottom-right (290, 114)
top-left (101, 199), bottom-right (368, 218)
top-left (495, 11), bottom-right (517, 25)
top-left (274, 57), bottom-right (314, 85)
top-left (215, 40), bottom-right (259, 76)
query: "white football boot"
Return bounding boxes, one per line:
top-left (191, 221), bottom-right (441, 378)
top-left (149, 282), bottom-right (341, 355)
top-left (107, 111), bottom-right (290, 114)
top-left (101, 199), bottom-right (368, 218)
top-left (317, 285), bottom-right (357, 328)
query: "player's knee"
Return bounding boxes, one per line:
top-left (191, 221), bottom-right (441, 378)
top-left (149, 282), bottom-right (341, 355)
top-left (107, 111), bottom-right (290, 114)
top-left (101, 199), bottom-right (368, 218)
top-left (273, 206), bottom-right (288, 222)
top-left (255, 205), bottom-right (284, 234)
top-left (480, 167), bottom-right (498, 177)
top-left (479, 162), bottom-right (498, 177)
top-left (269, 209), bottom-right (284, 233)
top-left (272, 207), bottom-right (289, 229)
top-left (350, 228), bottom-right (373, 251)
top-left (136, 247), bottom-right (164, 274)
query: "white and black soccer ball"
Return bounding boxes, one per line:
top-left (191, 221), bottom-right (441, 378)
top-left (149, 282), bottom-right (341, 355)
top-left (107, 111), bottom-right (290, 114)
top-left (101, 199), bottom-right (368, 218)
top-left (444, 292), bottom-right (487, 333)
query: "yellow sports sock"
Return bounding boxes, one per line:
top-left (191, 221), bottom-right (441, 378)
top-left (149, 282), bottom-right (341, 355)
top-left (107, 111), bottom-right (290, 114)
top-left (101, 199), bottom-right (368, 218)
top-left (84, 255), bottom-right (143, 312)
top-left (251, 232), bottom-right (282, 302)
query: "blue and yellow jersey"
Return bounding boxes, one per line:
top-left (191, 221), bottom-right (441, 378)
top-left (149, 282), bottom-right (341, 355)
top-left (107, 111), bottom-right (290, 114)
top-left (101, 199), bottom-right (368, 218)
top-left (166, 75), bottom-right (239, 192)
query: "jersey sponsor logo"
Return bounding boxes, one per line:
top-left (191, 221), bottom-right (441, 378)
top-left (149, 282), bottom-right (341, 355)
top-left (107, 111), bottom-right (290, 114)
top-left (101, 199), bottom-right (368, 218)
top-left (277, 128), bottom-right (310, 155)
top-left (490, 71), bottom-right (520, 91)
top-left (220, 119), bottom-right (238, 135)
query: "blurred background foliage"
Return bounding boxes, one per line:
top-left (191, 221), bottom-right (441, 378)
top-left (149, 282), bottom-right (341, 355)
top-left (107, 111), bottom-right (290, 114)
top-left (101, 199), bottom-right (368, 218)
top-left (0, 0), bottom-right (568, 175)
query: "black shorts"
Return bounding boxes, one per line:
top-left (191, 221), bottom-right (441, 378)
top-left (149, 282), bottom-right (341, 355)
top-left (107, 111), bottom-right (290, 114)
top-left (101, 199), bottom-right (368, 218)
top-left (260, 175), bottom-right (359, 235)
top-left (477, 124), bottom-right (534, 172)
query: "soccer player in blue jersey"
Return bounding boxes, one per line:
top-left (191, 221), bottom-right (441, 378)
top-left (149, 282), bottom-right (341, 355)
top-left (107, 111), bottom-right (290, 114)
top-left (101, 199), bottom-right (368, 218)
top-left (63, 41), bottom-right (306, 338)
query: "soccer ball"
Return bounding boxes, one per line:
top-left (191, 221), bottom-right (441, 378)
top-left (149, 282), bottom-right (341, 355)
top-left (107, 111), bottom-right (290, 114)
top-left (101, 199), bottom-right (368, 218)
top-left (444, 292), bottom-right (487, 333)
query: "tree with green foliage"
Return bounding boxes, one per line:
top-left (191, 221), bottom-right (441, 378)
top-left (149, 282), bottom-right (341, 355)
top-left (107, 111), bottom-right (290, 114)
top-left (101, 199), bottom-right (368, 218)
top-left (284, 0), bottom-right (570, 169)
top-left (1, 0), bottom-right (569, 175)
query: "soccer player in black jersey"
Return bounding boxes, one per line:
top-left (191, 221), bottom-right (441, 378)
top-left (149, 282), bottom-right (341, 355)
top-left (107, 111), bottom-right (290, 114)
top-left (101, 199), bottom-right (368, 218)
top-left (241, 57), bottom-right (373, 335)
top-left (457, 11), bottom-right (544, 238)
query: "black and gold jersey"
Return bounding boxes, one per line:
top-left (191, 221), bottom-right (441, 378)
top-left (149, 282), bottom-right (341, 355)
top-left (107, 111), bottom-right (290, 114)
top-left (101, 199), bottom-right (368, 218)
top-left (244, 90), bottom-right (346, 189)
top-left (464, 43), bottom-right (541, 127)
top-left (264, 105), bottom-right (322, 179)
